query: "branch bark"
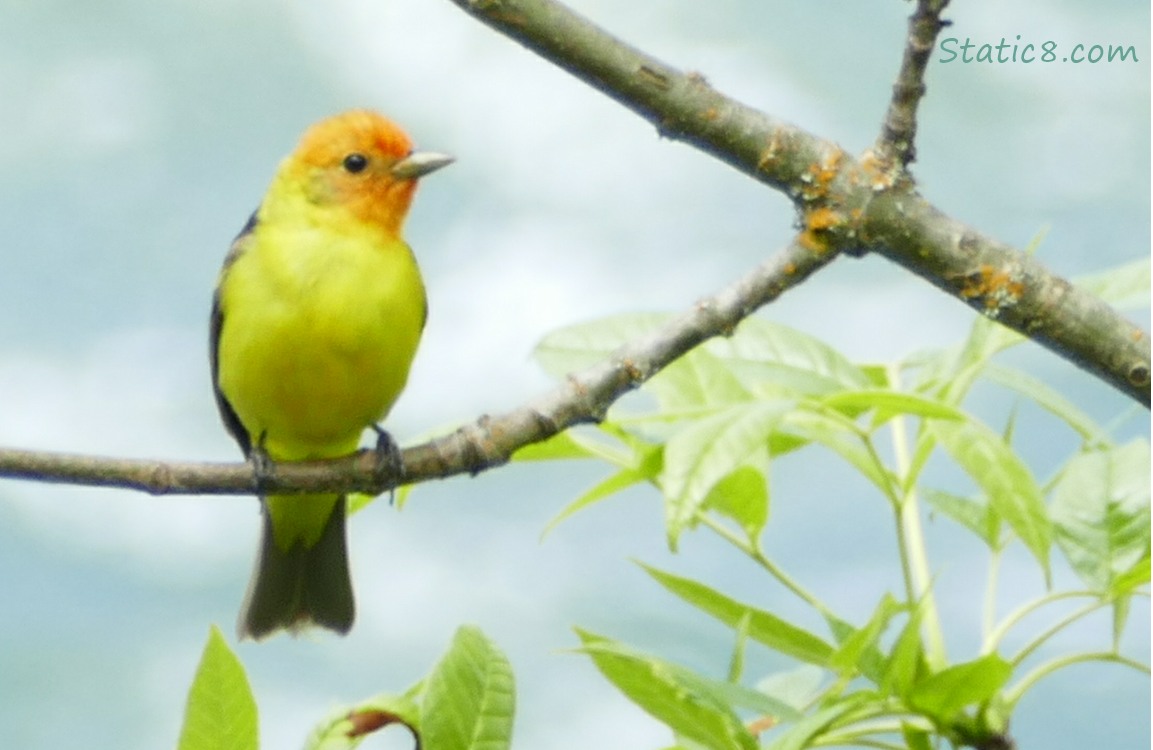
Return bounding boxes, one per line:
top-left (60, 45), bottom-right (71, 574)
top-left (446, 0), bottom-right (1150, 405)
top-left (0, 0), bottom-right (1147, 497)
top-left (0, 237), bottom-right (834, 495)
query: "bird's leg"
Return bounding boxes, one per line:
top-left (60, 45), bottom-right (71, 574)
top-left (249, 431), bottom-right (274, 494)
top-left (369, 424), bottom-right (404, 504)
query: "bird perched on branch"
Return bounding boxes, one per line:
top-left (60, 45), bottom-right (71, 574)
top-left (210, 109), bottom-right (452, 640)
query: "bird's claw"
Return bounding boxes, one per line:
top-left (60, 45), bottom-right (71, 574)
top-left (249, 435), bottom-right (274, 494)
top-left (370, 425), bottom-right (404, 504)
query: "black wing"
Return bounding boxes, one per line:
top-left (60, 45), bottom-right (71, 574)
top-left (210, 210), bottom-right (259, 457)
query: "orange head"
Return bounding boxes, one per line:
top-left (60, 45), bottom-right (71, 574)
top-left (274, 109), bottom-right (452, 236)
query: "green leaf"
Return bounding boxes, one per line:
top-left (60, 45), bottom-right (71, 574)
top-left (727, 612), bottom-right (752, 683)
top-left (931, 418), bottom-right (1051, 578)
top-left (902, 722), bottom-right (934, 750)
top-left (923, 489), bottom-right (1000, 547)
top-left (575, 629), bottom-right (759, 750)
top-left (915, 314), bottom-right (1023, 405)
top-left (703, 464), bottom-right (770, 543)
top-left (820, 389), bottom-right (965, 423)
top-left (533, 312), bottom-right (669, 378)
top-left (541, 442), bottom-right (663, 538)
top-left (761, 697), bottom-right (867, 750)
top-left (177, 626), bottom-right (257, 750)
top-left (1049, 440), bottom-right (1151, 593)
top-left (781, 409), bottom-right (892, 494)
top-left (828, 593), bottom-right (904, 683)
top-left (661, 403), bottom-right (789, 549)
top-left (304, 692), bottom-right (421, 750)
top-left (1113, 550), bottom-right (1151, 595)
top-left (907, 654), bottom-right (1012, 724)
top-left (647, 346), bottom-right (756, 410)
top-left (983, 364), bottom-right (1111, 445)
top-left (640, 564), bottom-right (834, 666)
top-left (422, 626), bottom-right (515, 750)
top-left (705, 317), bottom-right (872, 397)
top-left (755, 665), bottom-right (826, 713)
top-left (511, 429), bottom-right (600, 461)
top-left (882, 605), bottom-right (928, 699)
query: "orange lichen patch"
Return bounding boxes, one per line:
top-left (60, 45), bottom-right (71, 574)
top-left (799, 147), bottom-right (845, 201)
top-left (959, 264), bottom-right (1026, 317)
top-left (857, 148), bottom-right (906, 192)
top-left (806, 206), bottom-right (843, 232)
top-left (798, 227), bottom-right (832, 254)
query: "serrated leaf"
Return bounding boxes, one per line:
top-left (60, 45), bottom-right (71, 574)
top-left (931, 418), bottom-right (1051, 578)
top-left (422, 626), bottom-right (515, 750)
top-left (907, 654), bottom-right (1012, 724)
top-left (1049, 440), bottom-right (1151, 593)
top-left (661, 402), bottom-right (789, 549)
top-left (575, 629), bottom-right (759, 750)
top-left (640, 564), bottom-right (834, 666)
top-left (177, 626), bottom-right (257, 750)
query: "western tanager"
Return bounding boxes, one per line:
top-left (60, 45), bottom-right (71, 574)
top-left (210, 109), bottom-right (451, 640)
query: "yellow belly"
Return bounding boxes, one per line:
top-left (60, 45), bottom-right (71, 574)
top-left (217, 222), bottom-right (426, 461)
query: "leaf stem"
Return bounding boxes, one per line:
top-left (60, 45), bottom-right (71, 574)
top-left (1005, 651), bottom-right (1150, 707)
top-left (699, 514), bottom-right (833, 617)
top-left (887, 365), bottom-right (948, 671)
top-left (1009, 599), bottom-right (1107, 666)
top-left (981, 590), bottom-right (1099, 655)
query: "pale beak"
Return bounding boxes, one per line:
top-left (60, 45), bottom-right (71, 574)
top-left (391, 151), bottom-right (455, 180)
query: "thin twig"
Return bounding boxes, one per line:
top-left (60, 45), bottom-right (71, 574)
top-left (875, 0), bottom-right (952, 166)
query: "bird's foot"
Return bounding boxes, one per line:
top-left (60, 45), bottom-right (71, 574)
top-left (249, 434), bottom-right (274, 494)
top-left (369, 425), bottom-right (404, 504)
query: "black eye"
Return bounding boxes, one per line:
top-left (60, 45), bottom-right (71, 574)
top-left (342, 153), bottom-right (369, 173)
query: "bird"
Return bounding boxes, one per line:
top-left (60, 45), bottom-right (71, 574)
top-left (209, 109), bottom-right (452, 640)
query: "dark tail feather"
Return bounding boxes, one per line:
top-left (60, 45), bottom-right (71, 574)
top-left (237, 496), bottom-right (355, 640)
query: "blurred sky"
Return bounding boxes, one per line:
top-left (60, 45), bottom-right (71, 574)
top-left (0, 0), bottom-right (1148, 748)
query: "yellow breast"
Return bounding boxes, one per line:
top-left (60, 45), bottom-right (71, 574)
top-left (216, 219), bottom-right (426, 461)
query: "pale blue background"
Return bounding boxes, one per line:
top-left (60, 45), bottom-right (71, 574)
top-left (0, 1), bottom-right (1148, 748)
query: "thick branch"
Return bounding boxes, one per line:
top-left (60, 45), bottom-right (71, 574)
top-left (447, 0), bottom-right (1150, 405)
top-left (0, 237), bottom-right (835, 495)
